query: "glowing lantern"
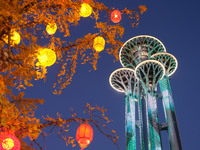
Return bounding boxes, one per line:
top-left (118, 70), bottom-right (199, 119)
top-left (111, 10), bottom-right (121, 23)
top-left (93, 36), bottom-right (105, 52)
top-left (37, 48), bottom-right (56, 67)
top-left (46, 23), bottom-right (57, 35)
top-left (0, 133), bottom-right (20, 150)
top-left (76, 124), bottom-right (93, 149)
top-left (80, 3), bottom-right (92, 17)
top-left (3, 30), bottom-right (20, 46)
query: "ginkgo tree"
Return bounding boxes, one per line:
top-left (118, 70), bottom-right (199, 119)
top-left (0, 0), bottom-right (147, 149)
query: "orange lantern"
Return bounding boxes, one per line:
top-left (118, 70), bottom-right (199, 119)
top-left (76, 124), bottom-right (93, 149)
top-left (3, 30), bottom-right (20, 46)
top-left (37, 48), bottom-right (56, 67)
top-left (46, 23), bottom-right (57, 35)
top-left (111, 10), bottom-right (121, 23)
top-left (80, 3), bottom-right (92, 17)
top-left (0, 133), bottom-right (20, 150)
top-left (93, 36), bottom-right (105, 52)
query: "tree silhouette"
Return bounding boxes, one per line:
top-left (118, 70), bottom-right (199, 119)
top-left (0, 0), bottom-right (147, 149)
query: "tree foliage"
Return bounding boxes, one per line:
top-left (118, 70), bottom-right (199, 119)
top-left (0, 0), bottom-right (147, 149)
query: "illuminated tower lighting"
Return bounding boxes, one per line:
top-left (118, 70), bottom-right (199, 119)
top-left (119, 35), bottom-right (166, 150)
top-left (109, 68), bottom-right (137, 150)
top-left (135, 60), bottom-right (165, 150)
top-left (109, 35), bottom-right (182, 150)
top-left (151, 52), bottom-right (182, 149)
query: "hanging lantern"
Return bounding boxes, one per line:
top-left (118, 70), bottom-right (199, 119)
top-left (3, 30), bottom-right (20, 46)
top-left (37, 48), bottom-right (56, 67)
top-left (80, 3), bottom-right (92, 17)
top-left (0, 133), bottom-right (20, 150)
top-left (93, 36), bottom-right (105, 52)
top-left (111, 10), bottom-right (121, 23)
top-left (46, 23), bottom-right (57, 35)
top-left (76, 124), bottom-right (93, 149)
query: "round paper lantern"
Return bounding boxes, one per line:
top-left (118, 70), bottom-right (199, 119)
top-left (111, 10), bottom-right (121, 23)
top-left (80, 3), bottom-right (92, 17)
top-left (37, 48), bottom-right (56, 67)
top-left (0, 133), bottom-right (20, 150)
top-left (46, 23), bottom-right (57, 35)
top-left (3, 30), bottom-right (20, 46)
top-left (76, 124), bottom-right (93, 149)
top-left (93, 36), bottom-right (105, 52)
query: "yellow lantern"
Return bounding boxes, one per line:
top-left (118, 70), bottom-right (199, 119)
top-left (2, 138), bottom-right (14, 149)
top-left (0, 133), bottom-right (20, 150)
top-left (46, 23), bottom-right (57, 35)
top-left (3, 30), bottom-right (20, 46)
top-left (93, 36), bottom-right (105, 52)
top-left (37, 48), bottom-right (56, 67)
top-left (80, 3), bottom-right (92, 17)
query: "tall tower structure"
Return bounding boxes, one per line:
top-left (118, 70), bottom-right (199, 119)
top-left (109, 35), bottom-right (182, 150)
top-left (109, 68), bottom-right (137, 150)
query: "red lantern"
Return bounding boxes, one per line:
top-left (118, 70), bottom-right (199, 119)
top-left (0, 133), bottom-right (20, 150)
top-left (111, 10), bottom-right (121, 23)
top-left (76, 124), bottom-right (93, 149)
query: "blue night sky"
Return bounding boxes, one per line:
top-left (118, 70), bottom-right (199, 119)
top-left (23, 0), bottom-right (200, 149)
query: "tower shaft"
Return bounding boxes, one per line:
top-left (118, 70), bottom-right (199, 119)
top-left (146, 92), bottom-right (162, 150)
top-left (125, 93), bottom-right (136, 150)
top-left (138, 93), bottom-right (150, 150)
top-left (159, 76), bottom-right (182, 150)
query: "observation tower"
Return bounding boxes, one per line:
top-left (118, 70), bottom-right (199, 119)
top-left (109, 35), bottom-right (182, 150)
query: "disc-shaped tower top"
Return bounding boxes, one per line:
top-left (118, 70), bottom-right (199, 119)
top-left (151, 52), bottom-right (178, 76)
top-left (119, 35), bottom-right (166, 70)
top-left (135, 60), bottom-right (165, 92)
top-left (109, 68), bottom-right (137, 93)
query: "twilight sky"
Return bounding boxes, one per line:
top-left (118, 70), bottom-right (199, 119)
top-left (23, 0), bottom-right (200, 149)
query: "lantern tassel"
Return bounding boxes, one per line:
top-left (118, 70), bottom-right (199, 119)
top-left (80, 148), bottom-right (84, 150)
